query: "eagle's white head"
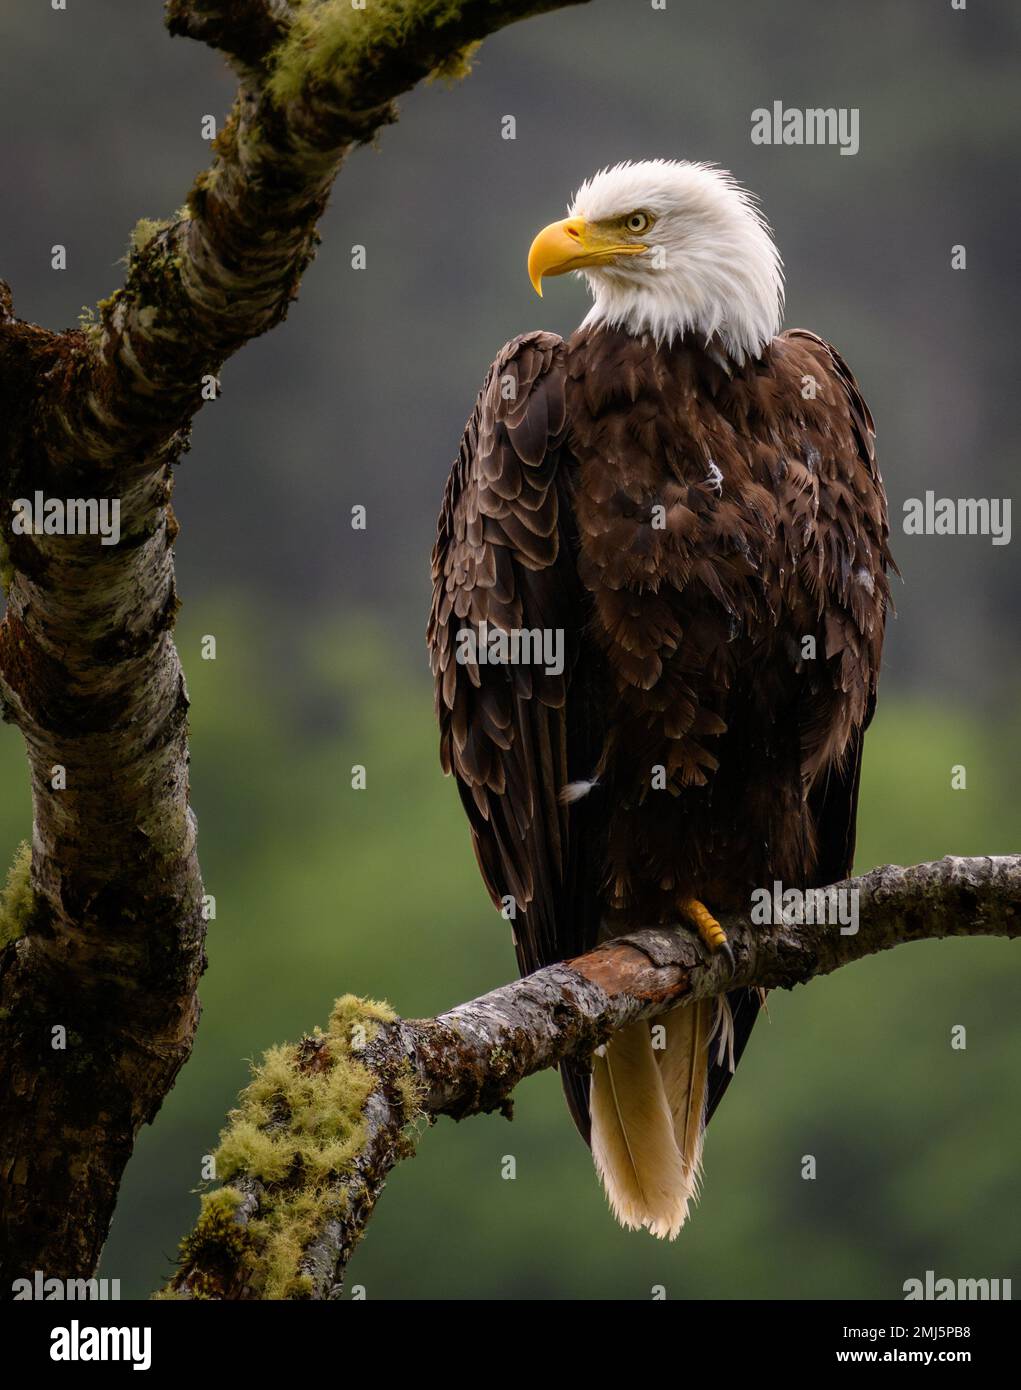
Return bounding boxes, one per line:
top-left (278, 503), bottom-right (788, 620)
top-left (527, 159), bottom-right (784, 363)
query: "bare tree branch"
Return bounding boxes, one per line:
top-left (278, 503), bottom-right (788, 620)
top-left (165, 854), bottom-right (1020, 1300)
top-left (0, 0), bottom-right (587, 1288)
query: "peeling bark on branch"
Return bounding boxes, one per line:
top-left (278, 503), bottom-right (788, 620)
top-left (166, 855), bottom-right (1020, 1301)
top-left (0, 0), bottom-right (588, 1289)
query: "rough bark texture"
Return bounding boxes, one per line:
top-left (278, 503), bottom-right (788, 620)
top-left (166, 854), bottom-right (1020, 1301)
top-left (0, 0), bottom-right (587, 1290)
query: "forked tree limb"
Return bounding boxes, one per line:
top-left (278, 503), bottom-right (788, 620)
top-left (166, 854), bottom-right (1020, 1300)
top-left (25, 0), bottom-right (590, 473)
top-left (0, 0), bottom-right (588, 1287)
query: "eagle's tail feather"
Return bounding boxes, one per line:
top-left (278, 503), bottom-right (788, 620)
top-left (659, 998), bottom-right (712, 1195)
top-left (589, 1000), bottom-right (712, 1239)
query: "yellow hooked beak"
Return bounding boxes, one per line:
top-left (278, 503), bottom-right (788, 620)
top-left (527, 217), bottom-right (648, 296)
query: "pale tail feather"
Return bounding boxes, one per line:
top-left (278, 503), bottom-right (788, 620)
top-left (656, 999), bottom-right (713, 1201)
top-left (590, 1005), bottom-right (711, 1240)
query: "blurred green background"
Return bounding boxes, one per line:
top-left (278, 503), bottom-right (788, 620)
top-left (1, 0), bottom-right (1018, 1297)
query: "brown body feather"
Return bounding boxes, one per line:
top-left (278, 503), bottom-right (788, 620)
top-left (428, 324), bottom-right (892, 1229)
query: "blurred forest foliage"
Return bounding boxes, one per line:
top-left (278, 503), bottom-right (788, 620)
top-left (0, 0), bottom-right (1017, 1296)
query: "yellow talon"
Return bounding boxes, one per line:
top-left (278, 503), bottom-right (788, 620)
top-left (680, 898), bottom-right (735, 971)
top-left (680, 897), bottom-right (723, 948)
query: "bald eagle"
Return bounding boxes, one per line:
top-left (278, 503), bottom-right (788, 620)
top-left (428, 160), bottom-right (892, 1239)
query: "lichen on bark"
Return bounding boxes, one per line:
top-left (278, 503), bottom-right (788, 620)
top-left (171, 994), bottom-right (421, 1300)
top-left (0, 842), bottom-right (33, 947)
top-left (269, 1), bottom-right (481, 105)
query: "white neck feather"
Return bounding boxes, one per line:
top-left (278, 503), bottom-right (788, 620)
top-left (571, 161), bottom-right (785, 363)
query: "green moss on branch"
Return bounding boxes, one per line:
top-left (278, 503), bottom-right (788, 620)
top-left (428, 38), bottom-right (482, 85)
top-left (268, 0), bottom-right (477, 105)
top-left (0, 843), bottom-right (34, 947)
top-left (180, 994), bottom-right (409, 1299)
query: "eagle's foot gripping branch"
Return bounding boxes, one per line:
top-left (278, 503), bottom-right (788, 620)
top-left (680, 897), bottom-right (736, 974)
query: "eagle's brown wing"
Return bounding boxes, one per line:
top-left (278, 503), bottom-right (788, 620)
top-left (780, 329), bottom-right (892, 885)
top-left (428, 332), bottom-right (602, 984)
top-left (705, 329), bottom-right (893, 1123)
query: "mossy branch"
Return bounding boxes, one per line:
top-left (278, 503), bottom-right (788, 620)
top-left (0, 843), bottom-right (34, 949)
top-left (0, 0), bottom-right (587, 1287)
top-left (29, 0), bottom-right (589, 470)
top-left (166, 854), bottom-right (1020, 1300)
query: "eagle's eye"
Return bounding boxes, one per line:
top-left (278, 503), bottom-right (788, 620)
top-left (625, 211), bottom-right (652, 234)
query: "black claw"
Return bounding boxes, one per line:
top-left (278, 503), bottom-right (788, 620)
top-left (717, 940), bottom-right (736, 976)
